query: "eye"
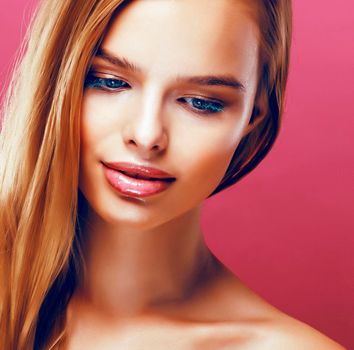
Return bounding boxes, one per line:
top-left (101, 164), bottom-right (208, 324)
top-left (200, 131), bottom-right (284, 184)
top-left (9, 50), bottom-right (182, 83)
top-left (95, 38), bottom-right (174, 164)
top-left (177, 97), bottom-right (225, 115)
top-left (84, 73), bottom-right (130, 91)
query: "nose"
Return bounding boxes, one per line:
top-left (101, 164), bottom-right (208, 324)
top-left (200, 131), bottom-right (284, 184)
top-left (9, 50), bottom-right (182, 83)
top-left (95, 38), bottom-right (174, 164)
top-left (123, 87), bottom-right (168, 159)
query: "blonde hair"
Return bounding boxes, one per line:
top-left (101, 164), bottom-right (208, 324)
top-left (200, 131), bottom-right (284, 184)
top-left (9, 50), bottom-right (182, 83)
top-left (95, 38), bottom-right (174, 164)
top-left (211, 0), bottom-right (292, 195)
top-left (0, 0), bottom-right (292, 348)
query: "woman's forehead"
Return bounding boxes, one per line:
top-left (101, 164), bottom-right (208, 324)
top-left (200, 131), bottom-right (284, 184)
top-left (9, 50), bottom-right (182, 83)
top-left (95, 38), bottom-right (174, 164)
top-left (101, 0), bottom-right (260, 89)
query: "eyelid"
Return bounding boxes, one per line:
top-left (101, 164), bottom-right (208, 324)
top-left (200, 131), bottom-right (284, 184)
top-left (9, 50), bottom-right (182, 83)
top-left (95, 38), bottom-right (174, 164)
top-left (177, 96), bottom-right (226, 115)
top-left (84, 71), bottom-right (131, 91)
top-left (87, 69), bottom-right (129, 82)
top-left (84, 72), bottom-right (228, 114)
top-left (182, 94), bottom-right (226, 104)
top-left (87, 71), bottom-right (228, 101)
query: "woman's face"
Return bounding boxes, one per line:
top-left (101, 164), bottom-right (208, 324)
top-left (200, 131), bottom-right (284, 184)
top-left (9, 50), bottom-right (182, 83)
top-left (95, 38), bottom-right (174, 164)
top-left (79, 0), bottom-right (261, 229)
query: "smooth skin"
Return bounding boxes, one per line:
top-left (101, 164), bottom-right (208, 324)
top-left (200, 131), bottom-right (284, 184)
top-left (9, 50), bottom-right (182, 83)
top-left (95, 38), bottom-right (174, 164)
top-left (66, 0), bottom-right (346, 349)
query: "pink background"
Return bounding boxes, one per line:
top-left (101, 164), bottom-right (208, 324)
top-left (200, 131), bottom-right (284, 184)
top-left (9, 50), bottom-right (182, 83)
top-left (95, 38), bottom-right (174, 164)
top-left (1, 0), bottom-right (353, 348)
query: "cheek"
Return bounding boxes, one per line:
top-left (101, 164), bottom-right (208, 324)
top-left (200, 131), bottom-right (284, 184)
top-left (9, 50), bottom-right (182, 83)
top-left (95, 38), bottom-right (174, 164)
top-left (175, 122), bottom-right (243, 198)
top-left (79, 92), bottom-right (129, 160)
top-left (79, 94), bottom-right (112, 191)
top-left (194, 140), bottom-right (236, 186)
top-left (80, 93), bottom-right (116, 147)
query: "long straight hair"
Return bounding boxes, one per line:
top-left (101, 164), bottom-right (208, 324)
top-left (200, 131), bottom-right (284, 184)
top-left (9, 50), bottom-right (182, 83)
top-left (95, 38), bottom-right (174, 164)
top-left (0, 0), bottom-right (292, 349)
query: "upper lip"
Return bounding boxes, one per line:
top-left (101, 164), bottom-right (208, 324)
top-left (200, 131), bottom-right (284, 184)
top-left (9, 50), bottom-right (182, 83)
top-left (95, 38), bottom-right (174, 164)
top-left (101, 161), bottom-right (176, 180)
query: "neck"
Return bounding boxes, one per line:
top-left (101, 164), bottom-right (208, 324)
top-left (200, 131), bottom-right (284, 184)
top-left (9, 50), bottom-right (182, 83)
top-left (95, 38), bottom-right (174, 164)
top-left (74, 204), bottom-right (218, 317)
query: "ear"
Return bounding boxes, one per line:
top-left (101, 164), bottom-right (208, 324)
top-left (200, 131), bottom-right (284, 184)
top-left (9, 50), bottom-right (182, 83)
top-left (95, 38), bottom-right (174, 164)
top-left (242, 86), bottom-right (268, 137)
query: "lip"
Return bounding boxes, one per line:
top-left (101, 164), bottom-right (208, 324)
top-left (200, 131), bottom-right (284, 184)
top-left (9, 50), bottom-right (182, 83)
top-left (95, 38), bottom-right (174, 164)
top-left (101, 161), bottom-right (176, 198)
top-left (101, 161), bottom-right (176, 180)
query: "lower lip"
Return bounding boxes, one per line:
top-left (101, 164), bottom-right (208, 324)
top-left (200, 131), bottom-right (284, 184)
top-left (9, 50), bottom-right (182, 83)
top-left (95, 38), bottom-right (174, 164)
top-left (102, 165), bottom-right (175, 198)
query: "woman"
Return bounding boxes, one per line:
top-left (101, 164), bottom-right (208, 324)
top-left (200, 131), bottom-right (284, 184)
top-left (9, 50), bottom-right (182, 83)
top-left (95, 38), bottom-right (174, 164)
top-left (0, 0), bottom-right (346, 349)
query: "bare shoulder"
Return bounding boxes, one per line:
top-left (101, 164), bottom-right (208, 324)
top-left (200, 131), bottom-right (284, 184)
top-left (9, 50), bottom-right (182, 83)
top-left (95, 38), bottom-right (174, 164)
top-left (200, 264), bottom-right (347, 350)
top-left (258, 313), bottom-right (347, 350)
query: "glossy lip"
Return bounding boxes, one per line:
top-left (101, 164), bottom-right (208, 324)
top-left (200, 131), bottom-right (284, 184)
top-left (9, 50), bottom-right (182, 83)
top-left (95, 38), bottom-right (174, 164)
top-left (101, 161), bottom-right (176, 198)
top-left (101, 161), bottom-right (176, 181)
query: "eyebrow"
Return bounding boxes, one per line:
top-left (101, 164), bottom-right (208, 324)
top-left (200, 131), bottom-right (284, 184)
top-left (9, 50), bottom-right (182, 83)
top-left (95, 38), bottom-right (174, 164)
top-left (94, 47), bottom-right (246, 93)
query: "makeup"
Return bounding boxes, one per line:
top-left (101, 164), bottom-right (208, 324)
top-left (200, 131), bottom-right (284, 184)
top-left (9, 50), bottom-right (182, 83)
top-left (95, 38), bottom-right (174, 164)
top-left (102, 162), bottom-right (176, 198)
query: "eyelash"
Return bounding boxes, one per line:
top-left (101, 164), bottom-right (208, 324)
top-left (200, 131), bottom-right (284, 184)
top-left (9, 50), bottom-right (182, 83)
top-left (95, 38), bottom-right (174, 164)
top-left (84, 73), bottom-right (225, 115)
